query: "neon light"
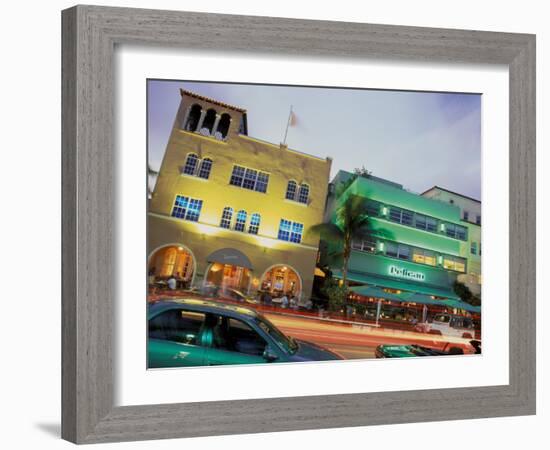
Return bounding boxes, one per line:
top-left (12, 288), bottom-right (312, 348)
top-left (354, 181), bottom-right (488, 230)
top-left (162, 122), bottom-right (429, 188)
top-left (388, 265), bottom-right (426, 282)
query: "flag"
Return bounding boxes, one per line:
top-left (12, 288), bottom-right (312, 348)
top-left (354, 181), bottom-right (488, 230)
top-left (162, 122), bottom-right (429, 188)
top-left (288, 110), bottom-right (298, 127)
top-left (283, 106), bottom-right (297, 145)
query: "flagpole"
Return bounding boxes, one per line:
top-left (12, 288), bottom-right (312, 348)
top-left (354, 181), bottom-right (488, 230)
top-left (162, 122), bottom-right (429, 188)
top-left (283, 105), bottom-right (293, 145)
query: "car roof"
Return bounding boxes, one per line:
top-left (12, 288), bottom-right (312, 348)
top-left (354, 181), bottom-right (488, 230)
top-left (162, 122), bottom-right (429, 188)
top-left (148, 298), bottom-right (261, 320)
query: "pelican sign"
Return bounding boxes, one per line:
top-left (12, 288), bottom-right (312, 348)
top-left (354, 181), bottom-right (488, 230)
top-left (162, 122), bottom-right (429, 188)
top-left (388, 265), bottom-right (425, 282)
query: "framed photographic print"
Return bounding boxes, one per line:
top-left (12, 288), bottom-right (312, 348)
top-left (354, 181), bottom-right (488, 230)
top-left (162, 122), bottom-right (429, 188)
top-left (62, 5), bottom-right (536, 444)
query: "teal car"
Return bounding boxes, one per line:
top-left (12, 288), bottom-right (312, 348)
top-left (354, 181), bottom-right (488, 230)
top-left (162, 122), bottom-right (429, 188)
top-left (148, 298), bottom-right (342, 368)
top-left (375, 343), bottom-right (466, 358)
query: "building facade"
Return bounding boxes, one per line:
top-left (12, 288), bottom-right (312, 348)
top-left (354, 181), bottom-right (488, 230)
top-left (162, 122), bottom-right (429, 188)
top-left (148, 89), bottom-right (332, 300)
top-left (323, 171), bottom-right (480, 304)
top-left (421, 186), bottom-right (482, 296)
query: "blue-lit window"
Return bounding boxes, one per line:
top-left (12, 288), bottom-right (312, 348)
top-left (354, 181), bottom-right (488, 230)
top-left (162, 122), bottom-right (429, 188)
top-left (248, 213), bottom-right (261, 235)
top-left (278, 219), bottom-right (303, 244)
top-left (229, 165), bottom-right (246, 186)
top-left (235, 210), bottom-right (247, 232)
top-left (242, 168), bottom-right (258, 190)
top-left (298, 184), bottom-right (309, 204)
top-left (290, 222), bottom-right (304, 243)
top-left (171, 195), bottom-right (203, 222)
top-left (220, 206), bottom-right (233, 229)
top-left (389, 206), bottom-right (413, 226)
top-left (414, 213), bottom-right (438, 232)
top-left (198, 158), bottom-right (212, 179)
top-left (229, 165), bottom-right (269, 193)
top-left (445, 223), bottom-right (468, 241)
top-left (285, 180), bottom-right (297, 200)
top-left (255, 172), bottom-right (269, 193)
top-left (470, 241), bottom-right (477, 255)
top-left (277, 219), bottom-right (291, 241)
top-left (183, 153), bottom-right (199, 175)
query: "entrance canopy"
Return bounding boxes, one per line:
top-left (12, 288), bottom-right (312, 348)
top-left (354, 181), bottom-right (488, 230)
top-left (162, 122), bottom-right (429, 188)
top-left (349, 285), bottom-right (481, 313)
top-left (206, 248), bottom-right (253, 270)
top-left (333, 269), bottom-right (460, 300)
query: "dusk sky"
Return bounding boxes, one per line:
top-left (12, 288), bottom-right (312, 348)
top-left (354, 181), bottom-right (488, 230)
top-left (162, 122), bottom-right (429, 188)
top-left (148, 80), bottom-right (481, 200)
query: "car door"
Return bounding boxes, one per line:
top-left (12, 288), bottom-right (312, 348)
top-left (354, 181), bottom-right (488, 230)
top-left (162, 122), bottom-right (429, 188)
top-left (204, 315), bottom-right (268, 366)
top-left (148, 308), bottom-right (207, 368)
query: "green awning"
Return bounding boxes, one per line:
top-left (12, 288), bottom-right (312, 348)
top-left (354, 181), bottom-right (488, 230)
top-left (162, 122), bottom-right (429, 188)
top-left (333, 269), bottom-right (460, 300)
top-left (349, 286), bottom-right (479, 312)
top-left (347, 279), bottom-right (480, 313)
top-left (349, 285), bottom-right (406, 302)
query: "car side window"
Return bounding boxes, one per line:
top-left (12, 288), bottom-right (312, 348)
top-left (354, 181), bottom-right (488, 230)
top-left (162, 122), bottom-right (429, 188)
top-left (434, 314), bottom-right (450, 323)
top-left (211, 316), bottom-right (267, 356)
top-left (148, 309), bottom-right (205, 345)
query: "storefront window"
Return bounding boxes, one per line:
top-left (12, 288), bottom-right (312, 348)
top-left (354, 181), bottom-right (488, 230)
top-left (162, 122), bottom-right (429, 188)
top-left (149, 245), bottom-right (194, 281)
top-left (260, 265), bottom-right (301, 298)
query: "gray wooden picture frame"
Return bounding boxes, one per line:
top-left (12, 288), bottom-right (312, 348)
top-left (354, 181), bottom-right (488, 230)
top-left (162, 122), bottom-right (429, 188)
top-left (61, 5), bottom-right (536, 444)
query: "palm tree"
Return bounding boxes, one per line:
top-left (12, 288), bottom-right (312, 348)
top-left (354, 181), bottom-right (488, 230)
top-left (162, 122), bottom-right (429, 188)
top-left (310, 194), bottom-right (392, 288)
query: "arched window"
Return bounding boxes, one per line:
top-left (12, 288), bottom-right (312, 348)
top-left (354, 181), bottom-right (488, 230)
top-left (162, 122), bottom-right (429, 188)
top-left (235, 210), bottom-right (247, 232)
top-left (183, 153), bottom-right (199, 175)
top-left (184, 104), bottom-right (202, 131)
top-left (198, 158), bottom-right (212, 179)
top-left (220, 207), bottom-right (233, 229)
top-left (217, 113), bottom-right (231, 139)
top-left (298, 183), bottom-right (309, 204)
top-left (201, 109), bottom-right (217, 135)
top-left (285, 180), bottom-right (297, 200)
top-left (248, 213), bottom-right (261, 235)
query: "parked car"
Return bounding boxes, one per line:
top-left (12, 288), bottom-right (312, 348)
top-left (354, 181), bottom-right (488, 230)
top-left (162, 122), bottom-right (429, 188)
top-left (375, 342), bottom-right (470, 358)
top-left (148, 298), bottom-right (342, 368)
top-left (415, 313), bottom-right (476, 339)
top-left (219, 287), bottom-right (258, 304)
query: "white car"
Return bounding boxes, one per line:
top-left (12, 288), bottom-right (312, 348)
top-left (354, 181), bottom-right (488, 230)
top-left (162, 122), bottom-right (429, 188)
top-left (417, 313), bottom-right (476, 339)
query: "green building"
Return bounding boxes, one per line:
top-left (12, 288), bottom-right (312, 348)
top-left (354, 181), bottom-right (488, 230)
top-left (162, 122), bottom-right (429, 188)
top-left (322, 171), bottom-right (481, 313)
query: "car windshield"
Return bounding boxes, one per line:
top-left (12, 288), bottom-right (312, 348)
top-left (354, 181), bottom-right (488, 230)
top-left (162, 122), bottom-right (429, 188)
top-left (255, 316), bottom-right (298, 354)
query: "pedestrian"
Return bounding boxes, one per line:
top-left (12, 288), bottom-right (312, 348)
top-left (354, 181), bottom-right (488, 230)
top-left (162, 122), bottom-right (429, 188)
top-left (167, 274), bottom-right (177, 290)
top-left (280, 294), bottom-right (289, 308)
top-left (289, 295), bottom-right (298, 309)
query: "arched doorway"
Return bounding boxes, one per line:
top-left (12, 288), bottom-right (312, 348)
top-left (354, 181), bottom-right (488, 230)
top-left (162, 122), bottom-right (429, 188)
top-left (204, 248), bottom-right (253, 294)
top-left (148, 244), bottom-right (195, 289)
top-left (260, 265), bottom-right (302, 299)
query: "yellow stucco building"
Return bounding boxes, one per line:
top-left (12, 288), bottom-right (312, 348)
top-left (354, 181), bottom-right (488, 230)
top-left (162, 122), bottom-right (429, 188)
top-left (148, 89), bottom-right (332, 300)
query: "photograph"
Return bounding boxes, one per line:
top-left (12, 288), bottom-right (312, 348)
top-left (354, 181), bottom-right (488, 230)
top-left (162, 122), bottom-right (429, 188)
top-left (146, 79), bottom-right (482, 368)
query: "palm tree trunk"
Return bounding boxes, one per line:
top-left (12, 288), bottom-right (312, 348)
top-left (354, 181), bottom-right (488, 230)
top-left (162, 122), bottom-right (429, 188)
top-left (342, 235), bottom-right (351, 288)
top-left (342, 255), bottom-right (349, 287)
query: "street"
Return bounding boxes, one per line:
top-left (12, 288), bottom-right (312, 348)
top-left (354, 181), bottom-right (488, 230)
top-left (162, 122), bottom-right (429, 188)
top-left (265, 312), bottom-right (475, 359)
